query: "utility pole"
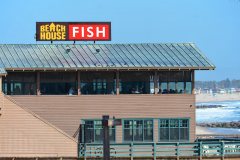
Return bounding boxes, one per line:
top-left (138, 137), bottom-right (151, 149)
top-left (102, 115), bottom-right (110, 160)
top-left (102, 115), bottom-right (122, 160)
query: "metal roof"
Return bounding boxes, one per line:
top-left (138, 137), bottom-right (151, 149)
top-left (0, 43), bottom-right (215, 70)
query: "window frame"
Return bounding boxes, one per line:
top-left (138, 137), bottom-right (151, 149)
top-left (81, 119), bottom-right (116, 144)
top-left (158, 118), bottom-right (190, 142)
top-left (122, 118), bottom-right (154, 142)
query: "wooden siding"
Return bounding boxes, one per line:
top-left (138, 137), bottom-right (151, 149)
top-left (0, 93), bottom-right (77, 158)
top-left (11, 94), bottom-right (196, 142)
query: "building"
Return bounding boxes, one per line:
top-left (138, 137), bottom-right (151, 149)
top-left (0, 43), bottom-right (215, 159)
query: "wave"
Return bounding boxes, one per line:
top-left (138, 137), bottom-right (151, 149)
top-left (196, 100), bottom-right (240, 123)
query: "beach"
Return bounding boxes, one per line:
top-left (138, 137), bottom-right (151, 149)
top-left (196, 93), bottom-right (240, 103)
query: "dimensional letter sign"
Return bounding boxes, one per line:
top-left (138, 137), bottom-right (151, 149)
top-left (36, 22), bottom-right (111, 41)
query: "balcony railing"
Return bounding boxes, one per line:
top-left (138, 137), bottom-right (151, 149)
top-left (79, 141), bottom-right (240, 159)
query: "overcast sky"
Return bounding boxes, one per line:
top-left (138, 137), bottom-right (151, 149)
top-left (0, 0), bottom-right (239, 81)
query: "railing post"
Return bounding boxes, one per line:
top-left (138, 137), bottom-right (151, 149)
top-left (130, 142), bottom-right (134, 160)
top-left (199, 142), bottom-right (202, 160)
top-left (84, 143), bottom-right (87, 160)
top-left (176, 142), bottom-right (179, 160)
top-left (153, 142), bottom-right (156, 160)
top-left (221, 141), bottom-right (225, 160)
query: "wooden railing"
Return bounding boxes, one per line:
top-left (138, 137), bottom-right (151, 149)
top-left (79, 141), bottom-right (240, 159)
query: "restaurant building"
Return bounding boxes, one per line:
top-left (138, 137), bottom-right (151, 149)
top-left (0, 43), bottom-right (215, 159)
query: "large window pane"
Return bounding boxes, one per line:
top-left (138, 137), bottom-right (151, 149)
top-left (40, 72), bottom-right (76, 95)
top-left (84, 121), bottom-right (94, 143)
top-left (159, 119), bottom-right (189, 142)
top-left (83, 120), bottom-right (115, 143)
top-left (120, 72), bottom-right (153, 94)
top-left (158, 71), bottom-right (192, 94)
top-left (124, 119), bottom-right (153, 142)
top-left (133, 120), bottom-right (143, 141)
top-left (179, 120), bottom-right (189, 141)
top-left (161, 82), bottom-right (168, 94)
top-left (186, 82), bottom-right (192, 94)
top-left (2, 72), bottom-right (36, 95)
top-left (124, 120), bottom-right (133, 141)
top-left (81, 72), bottom-right (115, 95)
top-left (144, 120), bottom-right (153, 141)
top-left (177, 82), bottom-right (184, 94)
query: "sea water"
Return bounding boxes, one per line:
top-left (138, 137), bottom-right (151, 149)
top-left (196, 100), bottom-right (240, 134)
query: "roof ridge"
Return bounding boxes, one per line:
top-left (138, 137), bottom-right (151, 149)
top-left (4, 94), bottom-right (77, 143)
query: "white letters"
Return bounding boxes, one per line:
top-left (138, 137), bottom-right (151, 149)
top-left (72, 27), bottom-right (79, 37)
top-left (96, 27), bottom-right (106, 37)
top-left (87, 27), bottom-right (94, 37)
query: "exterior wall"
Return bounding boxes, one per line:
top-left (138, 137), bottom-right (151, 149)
top-left (0, 93), bottom-right (77, 158)
top-left (11, 94), bottom-right (196, 142)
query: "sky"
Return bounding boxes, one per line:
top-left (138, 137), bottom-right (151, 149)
top-left (0, 0), bottom-right (239, 81)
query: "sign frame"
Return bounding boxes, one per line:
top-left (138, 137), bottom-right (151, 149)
top-left (36, 22), bottom-right (111, 41)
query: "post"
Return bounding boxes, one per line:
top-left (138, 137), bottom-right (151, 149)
top-left (191, 70), bottom-right (195, 94)
top-left (77, 71), bottom-right (81, 95)
top-left (221, 141), bottom-right (225, 160)
top-left (153, 143), bottom-right (156, 160)
top-left (116, 71), bottom-right (119, 95)
top-left (36, 72), bottom-right (40, 95)
top-left (0, 76), bottom-right (2, 93)
top-left (130, 142), bottom-right (134, 160)
top-left (199, 142), bottom-right (202, 160)
top-left (176, 142), bottom-right (179, 160)
top-left (102, 115), bottom-right (110, 160)
top-left (154, 71), bottom-right (158, 94)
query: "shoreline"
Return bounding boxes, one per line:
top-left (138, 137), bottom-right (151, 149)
top-left (196, 126), bottom-right (240, 135)
top-left (196, 93), bottom-right (240, 103)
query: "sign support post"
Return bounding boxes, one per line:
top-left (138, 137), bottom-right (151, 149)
top-left (102, 115), bottom-right (110, 160)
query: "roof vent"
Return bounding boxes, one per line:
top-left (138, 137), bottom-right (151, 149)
top-left (65, 46), bottom-right (71, 53)
top-left (96, 49), bottom-right (100, 53)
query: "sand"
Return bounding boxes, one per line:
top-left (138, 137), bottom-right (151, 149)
top-left (196, 93), bottom-right (240, 103)
top-left (196, 126), bottom-right (215, 134)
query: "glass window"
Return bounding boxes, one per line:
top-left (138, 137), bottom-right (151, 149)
top-left (2, 72), bottom-right (36, 95)
top-left (185, 82), bottom-right (192, 94)
top-left (177, 82), bottom-right (184, 94)
top-left (123, 119), bottom-right (153, 142)
top-left (120, 72), bottom-right (154, 94)
top-left (81, 72), bottom-right (115, 95)
top-left (168, 82), bottom-right (176, 94)
top-left (84, 120), bottom-right (115, 143)
top-left (159, 119), bottom-right (189, 142)
top-left (158, 71), bottom-right (192, 94)
top-left (40, 72), bottom-right (77, 95)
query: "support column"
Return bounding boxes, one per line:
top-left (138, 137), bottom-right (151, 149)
top-left (0, 76), bottom-right (2, 93)
top-left (116, 71), bottom-right (119, 95)
top-left (37, 72), bottom-right (40, 95)
top-left (154, 71), bottom-right (158, 94)
top-left (77, 71), bottom-right (81, 95)
top-left (192, 70), bottom-right (195, 94)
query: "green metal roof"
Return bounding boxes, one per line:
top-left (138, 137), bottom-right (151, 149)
top-left (0, 43), bottom-right (215, 70)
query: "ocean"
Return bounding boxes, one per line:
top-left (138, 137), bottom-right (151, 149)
top-left (196, 100), bottom-right (240, 134)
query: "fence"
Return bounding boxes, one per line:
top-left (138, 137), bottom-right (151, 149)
top-left (79, 141), bottom-right (240, 159)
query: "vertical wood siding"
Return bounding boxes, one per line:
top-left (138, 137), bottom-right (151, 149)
top-left (11, 94), bottom-right (196, 142)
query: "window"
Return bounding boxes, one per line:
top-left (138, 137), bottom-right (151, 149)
top-left (158, 71), bottom-right (192, 94)
top-left (40, 72), bottom-right (77, 95)
top-left (2, 72), bottom-right (36, 95)
top-left (159, 119), bottom-right (189, 142)
top-left (120, 72), bottom-right (154, 94)
top-left (83, 120), bottom-right (115, 143)
top-left (123, 119), bottom-right (153, 142)
top-left (81, 72), bottom-right (116, 95)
